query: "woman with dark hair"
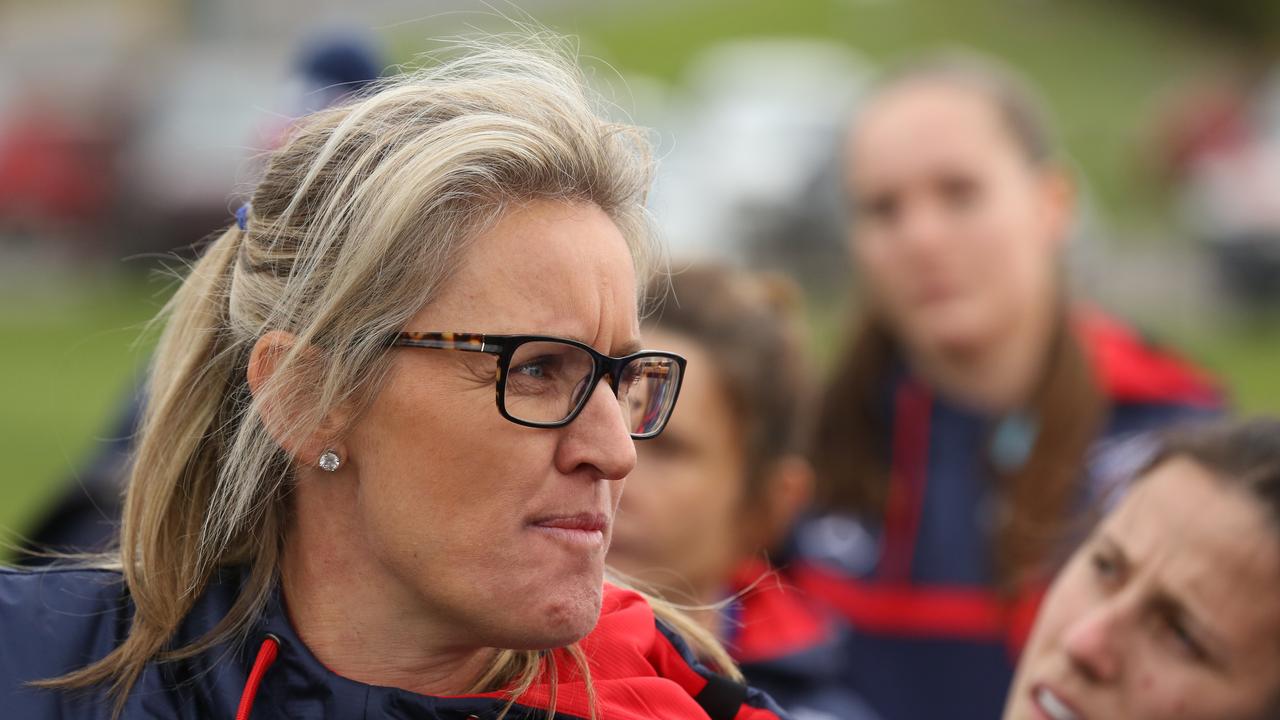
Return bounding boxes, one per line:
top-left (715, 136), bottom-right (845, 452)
top-left (1006, 418), bottom-right (1280, 720)
top-left (793, 52), bottom-right (1224, 719)
top-left (608, 265), bottom-right (879, 720)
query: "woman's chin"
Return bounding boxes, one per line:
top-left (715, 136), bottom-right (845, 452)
top-left (549, 582), bottom-right (604, 638)
top-left (497, 583), bottom-right (604, 651)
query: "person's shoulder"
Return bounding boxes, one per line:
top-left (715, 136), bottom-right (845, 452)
top-left (567, 583), bottom-right (792, 719)
top-left (1074, 308), bottom-right (1225, 411)
top-left (0, 565), bottom-right (128, 621)
top-left (729, 566), bottom-right (883, 720)
top-left (0, 566), bottom-right (131, 707)
top-left (727, 562), bottom-right (833, 666)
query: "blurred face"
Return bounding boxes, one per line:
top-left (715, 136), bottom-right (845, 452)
top-left (343, 200), bottom-right (641, 651)
top-left (609, 329), bottom-right (748, 600)
top-left (1006, 458), bottom-right (1280, 720)
top-left (846, 81), bottom-right (1069, 356)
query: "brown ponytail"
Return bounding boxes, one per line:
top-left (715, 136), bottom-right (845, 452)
top-left (811, 310), bottom-right (1105, 591)
top-left (812, 51), bottom-right (1106, 590)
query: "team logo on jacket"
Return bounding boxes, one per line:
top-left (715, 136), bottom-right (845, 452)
top-left (796, 514), bottom-right (880, 577)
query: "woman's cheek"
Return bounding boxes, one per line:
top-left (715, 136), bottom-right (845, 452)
top-left (1142, 674), bottom-right (1191, 720)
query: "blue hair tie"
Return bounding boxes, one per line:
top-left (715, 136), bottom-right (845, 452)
top-left (235, 203), bottom-right (251, 231)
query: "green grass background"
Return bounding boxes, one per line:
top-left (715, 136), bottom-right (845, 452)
top-left (0, 274), bottom-right (163, 542)
top-left (3, 0), bottom-right (1278, 539)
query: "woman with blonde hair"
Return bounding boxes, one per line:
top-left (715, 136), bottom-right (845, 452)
top-left (0, 40), bottom-right (788, 720)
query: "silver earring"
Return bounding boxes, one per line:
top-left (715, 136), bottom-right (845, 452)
top-left (318, 450), bottom-right (341, 473)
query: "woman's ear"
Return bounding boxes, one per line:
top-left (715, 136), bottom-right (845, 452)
top-left (1039, 166), bottom-right (1076, 252)
top-left (747, 455), bottom-right (816, 554)
top-left (247, 330), bottom-right (349, 468)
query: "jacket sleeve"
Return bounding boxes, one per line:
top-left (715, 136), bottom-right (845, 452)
top-left (0, 568), bottom-right (130, 718)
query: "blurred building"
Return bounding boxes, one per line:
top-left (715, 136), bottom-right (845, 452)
top-left (649, 39), bottom-right (868, 294)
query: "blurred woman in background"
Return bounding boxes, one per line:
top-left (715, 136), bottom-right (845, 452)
top-left (794, 52), bottom-right (1225, 720)
top-left (0, 41), bottom-right (787, 720)
top-left (1006, 418), bottom-right (1280, 720)
top-left (608, 265), bottom-right (878, 720)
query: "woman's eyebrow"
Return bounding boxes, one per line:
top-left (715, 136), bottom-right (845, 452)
top-left (1094, 533), bottom-right (1130, 568)
top-left (1095, 533), bottom-right (1232, 667)
top-left (557, 333), bottom-right (641, 356)
top-left (1152, 592), bottom-right (1230, 670)
top-left (615, 339), bottom-right (644, 356)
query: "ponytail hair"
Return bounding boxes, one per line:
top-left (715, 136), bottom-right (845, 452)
top-left (37, 37), bottom-right (738, 718)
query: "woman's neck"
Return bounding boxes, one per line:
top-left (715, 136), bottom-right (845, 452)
top-left (280, 475), bottom-right (495, 696)
top-left (907, 300), bottom-right (1060, 415)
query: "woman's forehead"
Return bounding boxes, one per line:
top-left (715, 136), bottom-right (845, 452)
top-left (1107, 461), bottom-right (1280, 647)
top-left (854, 84), bottom-right (1003, 152)
top-left (413, 199), bottom-right (640, 348)
top-left (847, 85), bottom-right (1025, 189)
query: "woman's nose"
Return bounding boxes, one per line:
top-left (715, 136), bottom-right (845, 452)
top-left (555, 379), bottom-right (637, 481)
top-left (895, 199), bottom-right (951, 256)
top-left (1061, 601), bottom-right (1126, 684)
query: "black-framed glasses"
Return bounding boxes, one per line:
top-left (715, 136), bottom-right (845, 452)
top-left (390, 332), bottom-right (686, 439)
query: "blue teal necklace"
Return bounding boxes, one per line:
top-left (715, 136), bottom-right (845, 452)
top-left (989, 412), bottom-right (1039, 473)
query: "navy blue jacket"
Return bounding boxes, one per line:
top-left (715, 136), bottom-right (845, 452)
top-left (715, 560), bottom-right (880, 720)
top-left (791, 311), bottom-right (1225, 720)
top-left (0, 567), bottom-right (790, 719)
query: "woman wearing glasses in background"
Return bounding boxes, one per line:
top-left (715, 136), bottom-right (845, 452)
top-left (0, 41), bottom-right (788, 720)
top-left (794, 53), bottom-right (1225, 720)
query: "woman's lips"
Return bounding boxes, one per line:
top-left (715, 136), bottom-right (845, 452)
top-left (914, 281), bottom-right (960, 307)
top-left (528, 512), bottom-right (609, 548)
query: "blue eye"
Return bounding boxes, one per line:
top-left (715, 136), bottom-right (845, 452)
top-left (516, 362), bottom-right (547, 378)
top-left (513, 354), bottom-right (563, 381)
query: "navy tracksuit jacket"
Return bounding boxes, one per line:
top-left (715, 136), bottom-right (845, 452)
top-left (789, 310), bottom-right (1225, 720)
top-left (0, 567), bottom-right (790, 719)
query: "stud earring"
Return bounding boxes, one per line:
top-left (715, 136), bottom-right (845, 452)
top-left (318, 450), bottom-right (341, 473)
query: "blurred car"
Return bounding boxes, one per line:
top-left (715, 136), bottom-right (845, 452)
top-left (118, 47), bottom-right (283, 256)
top-left (647, 39), bottom-right (869, 292)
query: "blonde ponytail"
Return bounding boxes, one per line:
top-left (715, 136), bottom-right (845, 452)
top-left (39, 38), bottom-right (737, 719)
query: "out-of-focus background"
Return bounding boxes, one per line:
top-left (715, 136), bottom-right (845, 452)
top-left (3, 0), bottom-right (1279, 537)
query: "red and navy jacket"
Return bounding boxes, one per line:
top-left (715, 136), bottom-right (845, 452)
top-left (721, 560), bottom-right (881, 720)
top-left (789, 310), bottom-right (1224, 720)
top-left (0, 567), bottom-right (791, 719)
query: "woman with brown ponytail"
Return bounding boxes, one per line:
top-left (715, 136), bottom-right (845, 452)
top-left (0, 40), bottom-right (789, 720)
top-left (791, 52), bottom-right (1224, 720)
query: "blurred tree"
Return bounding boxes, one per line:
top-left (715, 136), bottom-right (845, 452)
top-left (1146, 0), bottom-right (1280, 46)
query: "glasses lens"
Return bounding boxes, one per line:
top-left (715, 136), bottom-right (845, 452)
top-left (504, 341), bottom-right (596, 424)
top-left (620, 355), bottom-right (682, 438)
